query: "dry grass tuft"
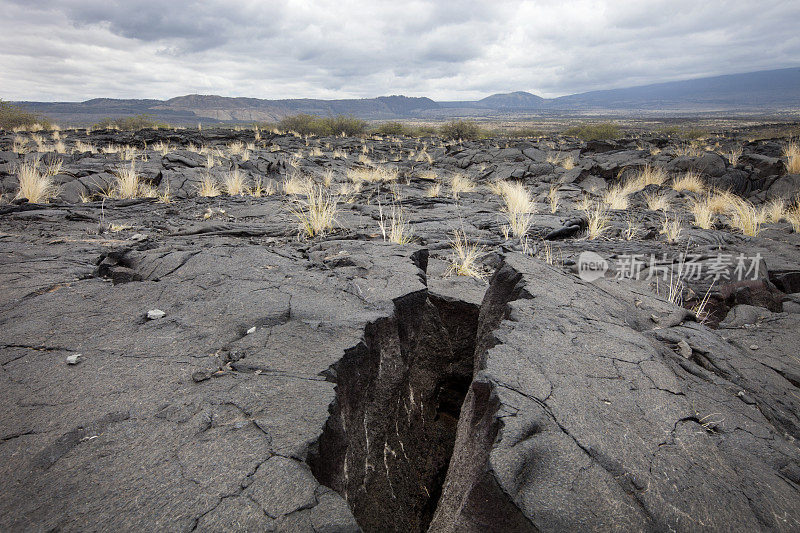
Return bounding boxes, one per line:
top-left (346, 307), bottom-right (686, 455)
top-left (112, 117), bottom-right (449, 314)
top-left (660, 216), bottom-right (683, 243)
top-left (548, 185), bottom-right (560, 213)
top-left (450, 174), bottom-right (476, 198)
top-left (786, 203), bottom-right (800, 232)
top-left (283, 174), bottom-right (312, 195)
top-left (227, 141), bottom-right (245, 155)
top-left (603, 184), bottom-right (630, 210)
top-left (671, 171), bottom-right (705, 193)
top-left (223, 169), bottom-right (248, 195)
top-left (644, 192), bottom-right (671, 212)
top-left (727, 198), bottom-right (761, 236)
top-left (347, 166), bottom-right (398, 184)
top-left (759, 199), bottom-right (786, 224)
top-left (74, 140), bottom-right (96, 154)
top-left (705, 190), bottom-right (739, 214)
top-left (198, 173), bottom-right (221, 197)
top-left (378, 202), bottom-right (413, 244)
top-left (586, 203), bottom-right (611, 240)
top-left (291, 185), bottom-right (338, 238)
top-left (426, 183), bottom-right (441, 197)
top-left (446, 229), bottom-right (486, 279)
top-left (690, 197), bottom-right (716, 229)
top-left (15, 160), bottom-right (57, 203)
top-left (112, 162), bottom-right (141, 199)
top-left (726, 146), bottom-right (742, 166)
top-left (629, 164), bottom-right (668, 190)
top-left (495, 181), bottom-right (534, 239)
top-left (783, 140), bottom-right (800, 174)
top-left (153, 141), bottom-right (171, 156)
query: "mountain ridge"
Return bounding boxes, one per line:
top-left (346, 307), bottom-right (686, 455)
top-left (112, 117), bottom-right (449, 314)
top-left (12, 67), bottom-right (800, 123)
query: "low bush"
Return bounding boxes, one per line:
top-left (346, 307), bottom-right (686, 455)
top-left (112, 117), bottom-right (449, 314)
top-left (439, 119), bottom-right (483, 140)
top-left (564, 122), bottom-right (621, 140)
top-left (278, 114), bottom-right (366, 136)
top-left (0, 100), bottom-right (48, 130)
top-left (94, 114), bottom-right (169, 130)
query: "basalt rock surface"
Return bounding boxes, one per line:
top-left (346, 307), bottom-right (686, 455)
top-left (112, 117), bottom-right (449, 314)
top-left (1, 129), bottom-right (799, 532)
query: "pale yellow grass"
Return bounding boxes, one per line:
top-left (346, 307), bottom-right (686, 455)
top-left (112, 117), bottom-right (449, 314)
top-left (15, 160), bottom-right (56, 203)
top-left (283, 174), bottom-right (312, 195)
top-left (112, 162), bottom-right (141, 199)
top-left (586, 203), bottom-right (611, 240)
top-left (446, 229), bottom-right (486, 279)
top-left (223, 169), bottom-right (248, 195)
top-left (348, 166), bottom-right (398, 184)
top-left (783, 140), bottom-right (800, 174)
top-left (548, 185), bottom-right (560, 213)
top-left (644, 192), bottom-right (671, 212)
top-left (671, 171), bottom-right (705, 193)
top-left (378, 202), bottom-right (413, 244)
top-left (690, 198), bottom-right (716, 229)
top-left (197, 173), bottom-right (221, 197)
top-left (291, 185), bottom-right (338, 238)
top-left (660, 216), bottom-right (682, 243)
top-left (603, 185), bottom-right (630, 210)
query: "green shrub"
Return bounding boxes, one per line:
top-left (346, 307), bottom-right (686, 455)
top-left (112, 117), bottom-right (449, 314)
top-left (278, 114), bottom-right (366, 136)
top-left (564, 122), bottom-right (621, 140)
top-left (439, 119), bottom-right (483, 140)
top-left (323, 115), bottom-right (366, 136)
top-left (0, 100), bottom-right (48, 130)
top-left (93, 114), bottom-right (168, 130)
top-left (374, 121), bottom-right (413, 136)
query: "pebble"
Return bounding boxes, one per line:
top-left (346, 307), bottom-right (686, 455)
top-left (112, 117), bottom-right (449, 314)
top-left (246, 326), bottom-right (256, 335)
top-left (677, 340), bottom-right (692, 358)
top-left (66, 353), bottom-right (82, 365)
top-left (147, 309), bottom-right (166, 320)
top-left (749, 344), bottom-right (759, 350)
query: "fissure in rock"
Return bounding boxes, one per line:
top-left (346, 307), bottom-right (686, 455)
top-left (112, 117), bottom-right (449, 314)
top-left (307, 290), bottom-right (481, 532)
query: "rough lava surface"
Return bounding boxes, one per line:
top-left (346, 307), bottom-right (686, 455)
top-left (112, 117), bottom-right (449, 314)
top-left (1, 128), bottom-right (799, 532)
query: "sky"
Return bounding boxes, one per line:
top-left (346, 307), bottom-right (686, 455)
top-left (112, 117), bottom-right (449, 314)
top-left (1, 0), bottom-right (799, 102)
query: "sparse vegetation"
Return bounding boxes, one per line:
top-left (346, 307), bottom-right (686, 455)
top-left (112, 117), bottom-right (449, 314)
top-left (378, 202), bottom-right (413, 244)
top-left (564, 122), bottom-right (621, 140)
top-left (278, 114), bottom-right (366, 136)
top-left (94, 114), bottom-right (168, 130)
top-left (446, 229), bottom-right (485, 278)
top-left (291, 185), bottom-right (338, 238)
top-left (223, 169), bottom-right (248, 195)
top-left (660, 216), bottom-right (683, 243)
top-left (672, 171), bottom-right (705, 193)
top-left (15, 159), bottom-right (58, 203)
top-left (495, 181), bottom-right (533, 239)
top-left (586, 203), bottom-right (611, 239)
top-left (0, 100), bottom-right (47, 130)
top-left (198, 173), bottom-right (221, 197)
top-left (783, 140), bottom-right (800, 174)
top-left (450, 174), bottom-right (476, 197)
top-left (440, 120), bottom-right (482, 140)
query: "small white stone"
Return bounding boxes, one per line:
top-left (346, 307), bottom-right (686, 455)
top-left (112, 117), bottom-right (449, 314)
top-left (147, 309), bottom-right (166, 320)
top-left (246, 326), bottom-right (256, 335)
top-left (749, 344), bottom-right (759, 350)
top-left (66, 354), bottom-right (82, 365)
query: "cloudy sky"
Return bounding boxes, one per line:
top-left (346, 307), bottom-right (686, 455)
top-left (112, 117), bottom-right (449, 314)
top-left (1, 0), bottom-right (799, 102)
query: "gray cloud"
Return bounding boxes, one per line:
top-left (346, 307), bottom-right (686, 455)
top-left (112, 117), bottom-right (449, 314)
top-left (1, 0), bottom-right (799, 101)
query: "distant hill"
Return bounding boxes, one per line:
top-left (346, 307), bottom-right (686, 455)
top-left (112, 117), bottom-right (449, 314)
top-left (551, 67), bottom-right (800, 111)
top-left (12, 67), bottom-right (800, 124)
top-left (476, 91), bottom-right (546, 109)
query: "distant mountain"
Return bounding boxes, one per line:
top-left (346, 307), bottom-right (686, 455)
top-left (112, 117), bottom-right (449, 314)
top-left (12, 68), bottom-right (800, 124)
top-left (551, 67), bottom-right (800, 111)
top-left (476, 91), bottom-right (546, 109)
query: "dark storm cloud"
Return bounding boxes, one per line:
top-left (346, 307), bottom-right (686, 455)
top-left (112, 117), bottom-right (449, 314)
top-left (1, 0), bottom-right (799, 101)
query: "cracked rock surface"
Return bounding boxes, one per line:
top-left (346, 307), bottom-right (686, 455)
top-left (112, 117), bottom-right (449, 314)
top-left (1, 129), bottom-right (800, 532)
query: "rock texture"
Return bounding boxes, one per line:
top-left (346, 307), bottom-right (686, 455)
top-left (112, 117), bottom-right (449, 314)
top-left (1, 128), bottom-right (799, 531)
